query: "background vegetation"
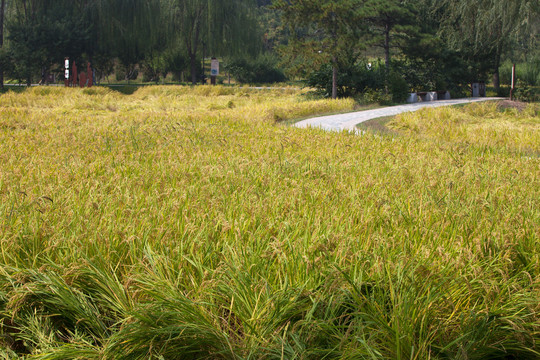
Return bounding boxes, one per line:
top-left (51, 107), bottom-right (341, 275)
top-left (0, 0), bottom-right (538, 100)
top-left (0, 87), bottom-right (539, 358)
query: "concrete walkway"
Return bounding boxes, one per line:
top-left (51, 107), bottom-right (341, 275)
top-left (294, 97), bottom-right (504, 132)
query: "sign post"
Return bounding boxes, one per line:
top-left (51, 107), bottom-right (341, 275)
top-left (210, 58), bottom-right (219, 85)
top-left (510, 64), bottom-right (516, 101)
top-left (64, 58), bottom-right (69, 87)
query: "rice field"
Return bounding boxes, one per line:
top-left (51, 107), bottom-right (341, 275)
top-left (0, 86), bottom-right (539, 359)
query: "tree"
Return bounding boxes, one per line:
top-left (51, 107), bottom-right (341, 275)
top-left (162, 46), bottom-right (189, 83)
top-left (0, 0), bottom-right (5, 89)
top-left (1, 0), bottom-right (165, 85)
top-left (163, 0), bottom-right (261, 85)
top-left (273, 0), bottom-right (366, 99)
top-left (364, 0), bottom-right (416, 73)
top-left (3, 0), bottom-right (114, 85)
top-left (96, 0), bottom-right (166, 76)
top-left (437, 0), bottom-right (538, 90)
top-left (257, 2), bottom-right (288, 52)
top-left (397, 0), bottom-right (488, 94)
top-left (6, 1), bottom-right (95, 85)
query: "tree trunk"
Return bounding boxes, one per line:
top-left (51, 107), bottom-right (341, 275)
top-left (190, 53), bottom-right (197, 85)
top-left (187, 17), bottom-right (201, 85)
top-left (493, 54), bottom-right (500, 92)
top-left (332, 61), bottom-right (338, 100)
top-left (331, 27), bottom-right (338, 99)
top-left (384, 23), bottom-right (391, 73)
top-left (493, 68), bottom-right (500, 92)
top-left (0, 0), bottom-right (5, 90)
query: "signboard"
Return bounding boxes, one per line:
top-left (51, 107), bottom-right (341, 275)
top-left (65, 58), bottom-right (70, 80)
top-left (511, 64), bottom-right (515, 89)
top-left (211, 59), bottom-right (219, 76)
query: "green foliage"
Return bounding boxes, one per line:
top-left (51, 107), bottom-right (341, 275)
top-left (387, 71), bottom-right (409, 102)
top-left (436, 0), bottom-right (537, 89)
top-left (115, 64), bottom-right (139, 82)
top-left (162, 47), bottom-right (188, 79)
top-left (514, 81), bottom-right (540, 102)
top-left (0, 0), bottom-right (539, 91)
top-left (306, 60), bottom-right (385, 98)
top-left (0, 46), bottom-right (13, 76)
top-left (0, 0), bottom-right (261, 85)
top-left (306, 60), bottom-right (409, 103)
top-left (141, 53), bottom-right (167, 83)
top-left (226, 54), bottom-right (286, 84)
top-left (360, 88), bottom-right (393, 104)
top-left (2, 0), bottom-right (115, 85)
top-left (364, 0), bottom-right (418, 69)
top-left (274, 0), bottom-right (367, 98)
top-left (500, 59), bottom-right (540, 87)
top-left (257, 1), bottom-right (288, 51)
top-left (395, 47), bottom-right (479, 96)
top-left (98, 0), bottom-right (166, 69)
top-left (164, 0), bottom-right (261, 84)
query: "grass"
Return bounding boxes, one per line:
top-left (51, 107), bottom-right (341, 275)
top-left (356, 115), bottom-right (398, 136)
top-left (0, 86), bottom-right (539, 359)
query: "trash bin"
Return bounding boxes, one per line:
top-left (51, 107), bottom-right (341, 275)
top-left (472, 82), bottom-right (486, 97)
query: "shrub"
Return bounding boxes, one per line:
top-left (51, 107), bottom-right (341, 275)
top-left (142, 66), bottom-right (160, 83)
top-left (387, 72), bottom-right (409, 103)
top-left (500, 59), bottom-right (540, 87)
top-left (306, 61), bottom-right (385, 99)
top-left (513, 81), bottom-right (540, 102)
top-left (226, 54), bottom-right (287, 84)
top-left (115, 65), bottom-right (138, 82)
top-left (360, 88), bottom-right (392, 105)
top-left (307, 61), bottom-right (412, 103)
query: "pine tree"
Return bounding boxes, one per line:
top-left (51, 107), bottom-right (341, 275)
top-left (364, 0), bottom-right (416, 73)
top-left (274, 0), bottom-right (366, 99)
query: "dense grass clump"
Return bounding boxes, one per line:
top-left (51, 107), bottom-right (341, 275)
top-left (0, 87), bottom-right (538, 359)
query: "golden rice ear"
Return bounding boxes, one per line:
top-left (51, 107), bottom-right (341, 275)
top-left (0, 88), bottom-right (537, 359)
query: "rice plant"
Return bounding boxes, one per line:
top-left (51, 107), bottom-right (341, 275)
top-left (0, 87), bottom-right (538, 358)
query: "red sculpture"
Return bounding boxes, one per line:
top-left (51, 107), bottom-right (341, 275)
top-left (79, 72), bottom-right (87, 88)
top-left (72, 62), bottom-right (78, 87)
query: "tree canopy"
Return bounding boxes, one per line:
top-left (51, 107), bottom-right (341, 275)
top-left (274, 0), bottom-right (366, 98)
top-left (0, 0), bottom-right (538, 94)
top-left (164, 0), bottom-right (260, 84)
top-left (437, 0), bottom-right (539, 90)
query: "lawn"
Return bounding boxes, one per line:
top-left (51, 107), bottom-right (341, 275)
top-left (0, 86), bottom-right (539, 359)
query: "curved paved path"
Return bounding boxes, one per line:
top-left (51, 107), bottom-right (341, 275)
top-left (294, 97), bottom-right (504, 131)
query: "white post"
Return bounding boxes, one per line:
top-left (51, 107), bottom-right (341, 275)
top-left (510, 64), bottom-right (516, 101)
top-left (64, 58), bottom-right (69, 87)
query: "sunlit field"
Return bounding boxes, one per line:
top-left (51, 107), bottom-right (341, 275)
top-left (0, 86), bottom-right (539, 359)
